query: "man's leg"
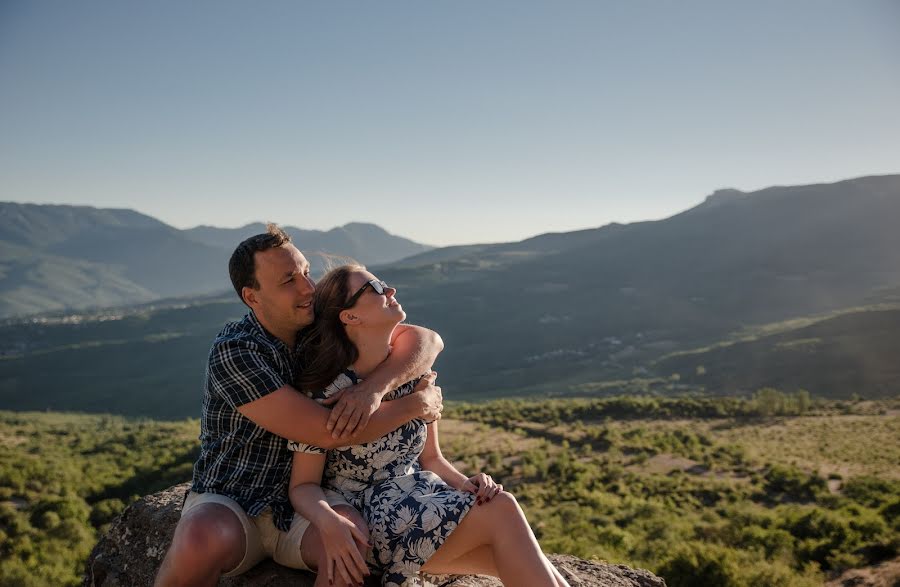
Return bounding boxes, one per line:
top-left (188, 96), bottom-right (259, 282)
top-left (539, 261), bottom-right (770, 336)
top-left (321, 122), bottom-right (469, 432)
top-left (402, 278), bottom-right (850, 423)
top-left (154, 502), bottom-right (245, 587)
top-left (275, 501), bottom-right (370, 587)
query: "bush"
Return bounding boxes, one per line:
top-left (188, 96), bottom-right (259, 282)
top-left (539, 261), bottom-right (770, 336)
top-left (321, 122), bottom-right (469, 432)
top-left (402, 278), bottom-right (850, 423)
top-left (658, 543), bottom-right (743, 587)
top-left (763, 465), bottom-right (826, 502)
top-left (843, 476), bottom-right (900, 508)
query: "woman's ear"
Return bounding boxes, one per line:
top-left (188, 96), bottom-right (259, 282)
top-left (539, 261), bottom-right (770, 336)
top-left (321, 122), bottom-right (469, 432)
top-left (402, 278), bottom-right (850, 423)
top-left (339, 309), bottom-right (360, 325)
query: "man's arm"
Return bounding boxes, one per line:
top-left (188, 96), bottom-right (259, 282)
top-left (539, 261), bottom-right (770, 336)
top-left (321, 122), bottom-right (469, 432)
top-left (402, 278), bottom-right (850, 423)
top-left (237, 373), bottom-right (442, 450)
top-left (326, 324), bottom-right (444, 437)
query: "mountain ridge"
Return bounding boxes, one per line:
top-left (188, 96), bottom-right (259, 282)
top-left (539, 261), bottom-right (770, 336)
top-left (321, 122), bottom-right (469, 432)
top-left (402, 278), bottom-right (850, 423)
top-left (0, 204), bottom-right (433, 317)
top-left (2, 173), bottom-right (899, 404)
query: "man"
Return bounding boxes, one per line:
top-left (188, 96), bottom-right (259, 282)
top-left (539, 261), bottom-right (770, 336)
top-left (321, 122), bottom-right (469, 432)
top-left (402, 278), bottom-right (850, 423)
top-left (155, 225), bottom-right (443, 587)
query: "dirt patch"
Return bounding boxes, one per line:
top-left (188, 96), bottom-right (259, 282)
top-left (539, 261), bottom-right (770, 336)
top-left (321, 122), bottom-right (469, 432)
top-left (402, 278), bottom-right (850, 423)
top-left (825, 556), bottom-right (900, 587)
top-left (0, 432), bottom-right (27, 447)
top-left (634, 453), bottom-right (700, 475)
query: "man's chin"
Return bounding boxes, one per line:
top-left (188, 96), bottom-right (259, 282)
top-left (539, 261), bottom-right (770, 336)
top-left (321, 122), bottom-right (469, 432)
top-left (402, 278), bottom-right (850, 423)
top-left (290, 313), bottom-right (314, 330)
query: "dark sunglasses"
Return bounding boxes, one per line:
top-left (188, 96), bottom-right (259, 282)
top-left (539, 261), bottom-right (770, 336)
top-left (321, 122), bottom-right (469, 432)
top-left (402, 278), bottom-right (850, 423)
top-left (344, 279), bottom-right (390, 308)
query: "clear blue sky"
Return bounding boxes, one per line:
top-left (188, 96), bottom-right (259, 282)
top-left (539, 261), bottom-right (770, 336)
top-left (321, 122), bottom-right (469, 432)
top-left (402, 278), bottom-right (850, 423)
top-left (1, 1), bottom-right (898, 246)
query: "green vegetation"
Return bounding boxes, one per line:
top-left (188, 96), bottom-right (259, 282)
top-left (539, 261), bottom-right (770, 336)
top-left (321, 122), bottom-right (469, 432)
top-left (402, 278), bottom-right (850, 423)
top-left (444, 395), bottom-right (900, 586)
top-left (0, 412), bottom-right (198, 586)
top-left (2, 396), bottom-right (899, 586)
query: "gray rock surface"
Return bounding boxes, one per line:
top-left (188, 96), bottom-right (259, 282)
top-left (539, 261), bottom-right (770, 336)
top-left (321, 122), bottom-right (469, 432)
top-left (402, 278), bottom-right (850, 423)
top-left (84, 483), bottom-right (666, 587)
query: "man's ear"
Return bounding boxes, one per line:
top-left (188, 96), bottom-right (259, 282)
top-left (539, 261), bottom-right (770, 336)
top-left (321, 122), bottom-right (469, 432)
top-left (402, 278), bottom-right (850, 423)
top-left (340, 309), bottom-right (360, 325)
top-left (241, 286), bottom-right (259, 308)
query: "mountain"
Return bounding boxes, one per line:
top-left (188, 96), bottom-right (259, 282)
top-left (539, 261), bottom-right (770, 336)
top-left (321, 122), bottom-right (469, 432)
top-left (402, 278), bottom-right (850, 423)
top-left (0, 203), bottom-right (226, 315)
top-left (0, 203), bottom-right (432, 317)
top-left (371, 174), bottom-right (900, 395)
top-left (2, 174), bottom-right (899, 416)
top-left (183, 221), bottom-right (431, 268)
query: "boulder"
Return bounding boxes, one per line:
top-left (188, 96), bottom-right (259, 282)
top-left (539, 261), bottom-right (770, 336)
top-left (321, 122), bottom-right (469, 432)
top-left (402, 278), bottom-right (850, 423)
top-left (84, 483), bottom-right (666, 587)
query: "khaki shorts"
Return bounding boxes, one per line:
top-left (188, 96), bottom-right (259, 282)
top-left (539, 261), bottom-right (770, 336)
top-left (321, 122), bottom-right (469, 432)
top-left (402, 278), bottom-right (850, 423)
top-left (182, 490), bottom-right (351, 576)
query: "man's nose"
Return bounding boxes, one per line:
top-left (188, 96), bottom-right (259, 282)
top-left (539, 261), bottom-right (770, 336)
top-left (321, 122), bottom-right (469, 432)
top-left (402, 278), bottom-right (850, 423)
top-left (298, 275), bottom-right (315, 294)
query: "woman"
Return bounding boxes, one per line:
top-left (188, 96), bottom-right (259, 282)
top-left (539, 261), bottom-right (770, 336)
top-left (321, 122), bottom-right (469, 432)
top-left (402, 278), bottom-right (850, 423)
top-left (288, 264), bottom-right (569, 587)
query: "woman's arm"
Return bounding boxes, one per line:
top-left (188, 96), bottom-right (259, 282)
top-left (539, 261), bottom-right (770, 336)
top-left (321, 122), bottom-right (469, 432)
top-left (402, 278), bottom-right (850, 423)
top-left (239, 373), bottom-right (443, 449)
top-left (418, 422), bottom-right (468, 490)
top-left (288, 452), bottom-right (369, 585)
top-left (418, 422), bottom-right (503, 503)
top-left (325, 325), bottom-right (444, 438)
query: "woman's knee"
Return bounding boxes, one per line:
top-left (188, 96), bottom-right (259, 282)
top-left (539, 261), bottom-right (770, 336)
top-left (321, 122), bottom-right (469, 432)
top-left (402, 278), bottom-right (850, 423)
top-left (488, 491), bottom-right (521, 515)
top-left (464, 490), bottom-right (523, 529)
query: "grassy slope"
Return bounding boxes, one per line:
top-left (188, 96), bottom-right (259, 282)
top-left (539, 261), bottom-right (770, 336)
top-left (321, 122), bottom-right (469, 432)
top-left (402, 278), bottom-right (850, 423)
top-left (2, 398), bottom-right (899, 586)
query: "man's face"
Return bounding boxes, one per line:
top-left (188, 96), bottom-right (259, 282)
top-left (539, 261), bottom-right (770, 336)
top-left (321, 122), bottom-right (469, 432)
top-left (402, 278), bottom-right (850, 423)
top-left (244, 243), bottom-right (316, 330)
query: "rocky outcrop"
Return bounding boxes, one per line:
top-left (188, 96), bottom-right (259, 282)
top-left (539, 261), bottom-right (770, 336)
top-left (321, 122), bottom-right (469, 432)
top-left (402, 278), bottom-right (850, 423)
top-left (83, 483), bottom-right (666, 587)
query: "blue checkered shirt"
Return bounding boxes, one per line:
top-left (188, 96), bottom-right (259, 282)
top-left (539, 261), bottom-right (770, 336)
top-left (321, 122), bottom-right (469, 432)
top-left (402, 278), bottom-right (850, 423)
top-left (191, 312), bottom-right (300, 531)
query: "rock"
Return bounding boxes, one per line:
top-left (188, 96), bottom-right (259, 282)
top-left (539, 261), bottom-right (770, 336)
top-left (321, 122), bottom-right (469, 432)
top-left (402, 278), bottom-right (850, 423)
top-left (84, 483), bottom-right (667, 587)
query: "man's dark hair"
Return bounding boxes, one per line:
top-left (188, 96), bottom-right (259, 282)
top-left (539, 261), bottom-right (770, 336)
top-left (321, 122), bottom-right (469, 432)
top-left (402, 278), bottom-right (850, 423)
top-left (229, 223), bottom-right (292, 303)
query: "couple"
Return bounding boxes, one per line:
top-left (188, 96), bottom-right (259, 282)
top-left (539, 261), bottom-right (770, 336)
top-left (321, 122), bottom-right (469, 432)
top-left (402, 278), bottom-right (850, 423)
top-left (155, 225), bottom-right (567, 587)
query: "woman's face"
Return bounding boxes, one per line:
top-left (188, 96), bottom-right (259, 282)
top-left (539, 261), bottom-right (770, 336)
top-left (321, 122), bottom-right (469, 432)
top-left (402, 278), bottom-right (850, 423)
top-left (343, 270), bottom-right (406, 328)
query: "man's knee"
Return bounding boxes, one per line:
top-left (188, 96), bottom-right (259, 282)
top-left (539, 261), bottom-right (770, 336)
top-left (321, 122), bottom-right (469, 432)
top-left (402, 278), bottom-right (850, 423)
top-left (300, 504), bottom-right (370, 570)
top-left (172, 503), bottom-right (246, 566)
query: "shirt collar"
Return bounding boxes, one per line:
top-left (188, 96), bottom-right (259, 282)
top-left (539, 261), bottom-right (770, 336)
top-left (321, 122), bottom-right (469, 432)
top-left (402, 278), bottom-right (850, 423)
top-left (246, 311), bottom-right (296, 353)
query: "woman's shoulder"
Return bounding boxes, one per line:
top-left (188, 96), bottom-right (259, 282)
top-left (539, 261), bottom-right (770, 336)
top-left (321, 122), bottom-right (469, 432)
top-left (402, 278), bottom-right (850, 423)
top-left (330, 369), bottom-right (359, 390)
top-left (306, 368), bottom-right (358, 401)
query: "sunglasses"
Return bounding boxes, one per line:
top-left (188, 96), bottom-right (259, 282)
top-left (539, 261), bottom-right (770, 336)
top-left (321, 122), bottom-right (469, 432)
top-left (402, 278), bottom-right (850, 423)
top-left (344, 279), bottom-right (390, 308)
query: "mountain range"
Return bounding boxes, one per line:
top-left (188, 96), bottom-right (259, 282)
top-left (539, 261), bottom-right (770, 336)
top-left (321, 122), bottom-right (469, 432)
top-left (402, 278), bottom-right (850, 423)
top-left (2, 173), bottom-right (899, 416)
top-left (0, 204), bottom-right (431, 317)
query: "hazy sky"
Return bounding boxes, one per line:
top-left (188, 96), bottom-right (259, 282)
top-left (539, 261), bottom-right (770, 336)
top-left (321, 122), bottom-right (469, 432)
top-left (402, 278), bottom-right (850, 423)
top-left (1, 1), bottom-right (898, 246)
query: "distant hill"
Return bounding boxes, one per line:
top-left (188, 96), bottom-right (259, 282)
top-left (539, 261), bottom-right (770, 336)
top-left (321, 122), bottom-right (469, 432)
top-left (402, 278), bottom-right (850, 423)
top-left (2, 174), bottom-right (899, 414)
top-left (652, 307), bottom-right (900, 399)
top-left (0, 203), bottom-right (432, 317)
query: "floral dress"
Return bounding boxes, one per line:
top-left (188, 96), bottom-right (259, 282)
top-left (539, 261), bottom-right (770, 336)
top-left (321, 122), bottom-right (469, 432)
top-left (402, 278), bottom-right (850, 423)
top-left (288, 370), bottom-right (476, 587)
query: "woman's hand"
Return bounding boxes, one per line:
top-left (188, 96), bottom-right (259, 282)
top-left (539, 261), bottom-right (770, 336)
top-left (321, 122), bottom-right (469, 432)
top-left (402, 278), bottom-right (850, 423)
top-left (316, 511), bottom-right (371, 585)
top-left (461, 472), bottom-right (503, 505)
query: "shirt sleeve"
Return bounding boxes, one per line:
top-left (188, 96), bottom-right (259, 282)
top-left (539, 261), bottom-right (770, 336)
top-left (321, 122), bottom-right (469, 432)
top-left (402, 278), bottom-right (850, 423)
top-left (207, 336), bottom-right (288, 408)
top-left (286, 438), bottom-right (326, 454)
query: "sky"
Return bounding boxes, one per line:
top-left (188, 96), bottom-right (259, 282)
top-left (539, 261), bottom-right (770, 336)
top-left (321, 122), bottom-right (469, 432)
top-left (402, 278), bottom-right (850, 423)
top-left (1, 1), bottom-right (898, 247)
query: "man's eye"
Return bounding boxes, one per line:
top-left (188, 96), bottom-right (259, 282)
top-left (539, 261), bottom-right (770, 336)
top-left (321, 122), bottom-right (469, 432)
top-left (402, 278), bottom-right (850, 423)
top-left (284, 277), bottom-right (294, 284)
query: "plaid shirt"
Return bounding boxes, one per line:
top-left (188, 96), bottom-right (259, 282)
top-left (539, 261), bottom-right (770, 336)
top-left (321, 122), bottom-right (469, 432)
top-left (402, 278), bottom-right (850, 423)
top-left (191, 311), bottom-right (300, 531)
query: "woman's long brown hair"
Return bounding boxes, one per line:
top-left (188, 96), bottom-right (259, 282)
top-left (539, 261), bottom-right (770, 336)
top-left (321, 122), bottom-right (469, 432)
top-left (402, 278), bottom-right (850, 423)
top-left (296, 264), bottom-right (365, 393)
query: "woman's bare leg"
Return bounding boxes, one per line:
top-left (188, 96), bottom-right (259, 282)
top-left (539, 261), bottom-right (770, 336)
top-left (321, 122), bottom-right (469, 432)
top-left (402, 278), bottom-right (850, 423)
top-left (420, 491), bottom-right (561, 586)
top-left (429, 545), bottom-right (495, 576)
top-left (548, 559), bottom-right (570, 587)
top-left (430, 545), bottom-right (569, 587)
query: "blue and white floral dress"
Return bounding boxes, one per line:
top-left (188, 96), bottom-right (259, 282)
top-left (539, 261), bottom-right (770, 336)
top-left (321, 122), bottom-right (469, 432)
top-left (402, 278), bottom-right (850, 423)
top-left (288, 370), bottom-right (476, 587)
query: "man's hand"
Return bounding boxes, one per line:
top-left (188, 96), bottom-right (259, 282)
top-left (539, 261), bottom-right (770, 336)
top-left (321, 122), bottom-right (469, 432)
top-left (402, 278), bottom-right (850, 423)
top-left (413, 372), bottom-right (442, 422)
top-left (323, 380), bottom-right (385, 439)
